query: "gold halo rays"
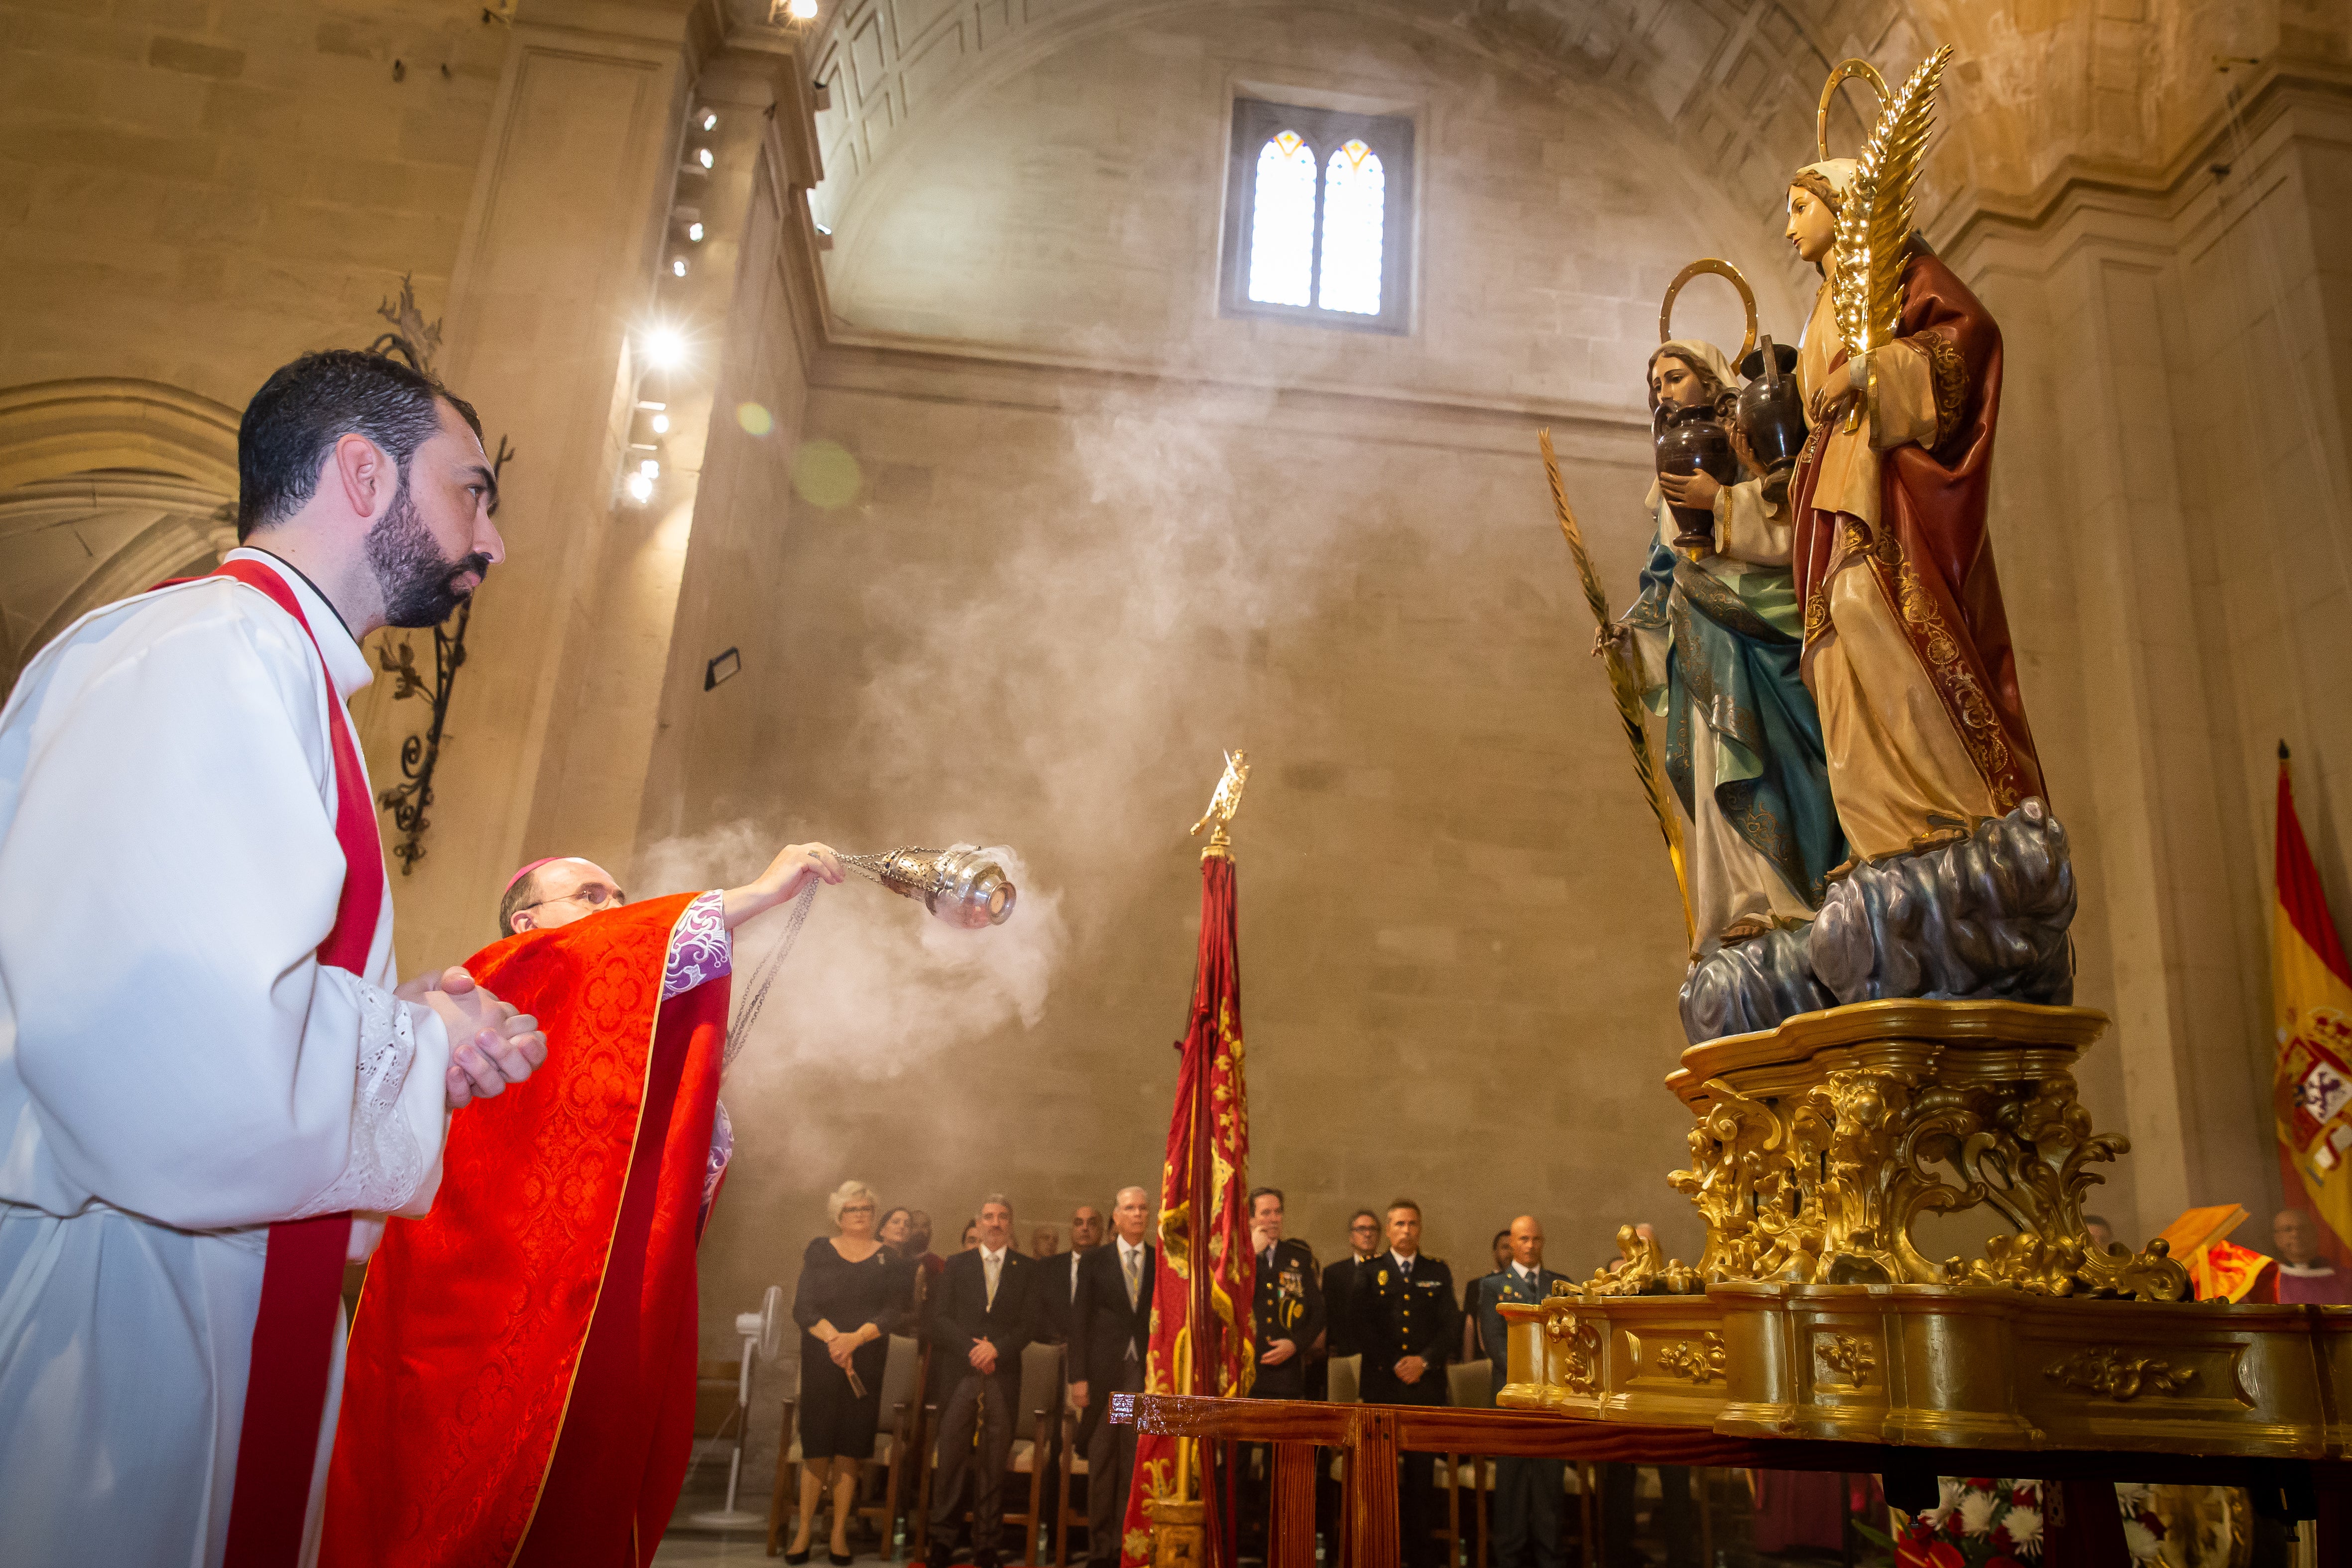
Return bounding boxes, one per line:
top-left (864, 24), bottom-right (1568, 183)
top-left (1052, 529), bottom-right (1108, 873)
top-left (1817, 57), bottom-right (1890, 163)
top-left (1658, 258), bottom-right (1757, 366)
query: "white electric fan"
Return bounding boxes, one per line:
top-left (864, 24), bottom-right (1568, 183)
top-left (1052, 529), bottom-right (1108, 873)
top-left (691, 1284), bottom-right (785, 1529)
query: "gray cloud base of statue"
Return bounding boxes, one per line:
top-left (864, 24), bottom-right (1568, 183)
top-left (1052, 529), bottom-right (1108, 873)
top-left (1678, 800), bottom-right (2075, 1043)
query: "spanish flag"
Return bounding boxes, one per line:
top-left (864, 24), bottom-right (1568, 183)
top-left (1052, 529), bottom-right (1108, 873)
top-left (2273, 744), bottom-right (2352, 1255)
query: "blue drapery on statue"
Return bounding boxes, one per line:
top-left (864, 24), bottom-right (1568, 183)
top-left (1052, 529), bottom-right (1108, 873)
top-left (1625, 536), bottom-right (1844, 908)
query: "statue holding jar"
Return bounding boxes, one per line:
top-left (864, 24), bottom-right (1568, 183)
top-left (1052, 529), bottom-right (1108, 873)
top-left (1598, 264), bottom-right (1846, 959)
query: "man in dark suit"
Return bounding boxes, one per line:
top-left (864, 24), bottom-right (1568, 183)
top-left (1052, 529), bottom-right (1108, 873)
top-left (1470, 1216), bottom-right (1570, 1568)
top-left (1355, 1199), bottom-right (1455, 1568)
top-left (926, 1194), bottom-right (1040, 1568)
top-left (1067, 1185), bottom-right (1154, 1568)
top-left (1037, 1203), bottom-right (1103, 1537)
top-left (1041, 1203), bottom-right (1105, 1345)
top-left (1319, 1208), bottom-right (1383, 1367)
top-left (1312, 1208), bottom-right (1382, 1550)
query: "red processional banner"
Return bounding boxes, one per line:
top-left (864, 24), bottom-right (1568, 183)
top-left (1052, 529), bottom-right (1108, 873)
top-left (1121, 848), bottom-right (1254, 1568)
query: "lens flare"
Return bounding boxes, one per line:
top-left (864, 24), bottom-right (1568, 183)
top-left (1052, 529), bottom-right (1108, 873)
top-left (790, 439), bottom-right (862, 508)
top-left (736, 402), bottom-right (774, 437)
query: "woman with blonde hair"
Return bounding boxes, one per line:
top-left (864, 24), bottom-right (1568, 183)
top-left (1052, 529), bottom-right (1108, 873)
top-left (786, 1180), bottom-right (914, 1563)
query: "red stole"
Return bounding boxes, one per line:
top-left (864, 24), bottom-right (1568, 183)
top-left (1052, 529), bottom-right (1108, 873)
top-left (184, 560), bottom-right (385, 1568)
top-left (1787, 249), bottom-right (2045, 815)
top-left (323, 895), bottom-right (730, 1568)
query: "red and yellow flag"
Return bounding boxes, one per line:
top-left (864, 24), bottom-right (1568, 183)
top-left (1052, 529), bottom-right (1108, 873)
top-left (2274, 751), bottom-right (2352, 1256)
top-left (2153, 1204), bottom-right (2273, 1303)
top-left (1122, 847), bottom-right (1253, 1568)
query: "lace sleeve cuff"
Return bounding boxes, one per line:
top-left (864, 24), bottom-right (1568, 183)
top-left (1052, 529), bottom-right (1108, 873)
top-left (290, 982), bottom-right (428, 1219)
top-left (664, 889), bottom-right (733, 998)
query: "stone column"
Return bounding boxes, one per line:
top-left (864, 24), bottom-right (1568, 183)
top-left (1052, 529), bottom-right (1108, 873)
top-left (361, 0), bottom-right (803, 965)
top-left (1947, 79), bottom-right (2352, 1243)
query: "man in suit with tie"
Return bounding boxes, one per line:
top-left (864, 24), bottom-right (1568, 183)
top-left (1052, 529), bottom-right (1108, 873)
top-left (1067, 1185), bottom-right (1154, 1568)
top-left (926, 1194), bottom-right (1039, 1568)
top-left (1470, 1216), bottom-right (1570, 1568)
top-left (1355, 1200), bottom-right (1455, 1568)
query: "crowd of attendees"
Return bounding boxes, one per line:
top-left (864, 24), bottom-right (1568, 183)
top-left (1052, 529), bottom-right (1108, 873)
top-left (776, 1183), bottom-right (1703, 1568)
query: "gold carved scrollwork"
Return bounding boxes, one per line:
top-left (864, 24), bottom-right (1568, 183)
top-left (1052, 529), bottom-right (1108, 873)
top-left (1545, 1314), bottom-right (1602, 1396)
top-left (1816, 1333), bottom-right (1876, 1386)
top-left (1650, 1332), bottom-right (1728, 1384)
top-left (1581, 1223), bottom-right (1704, 1297)
top-left (2044, 1346), bottom-right (2198, 1400)
top-left (1667, 1008), bottom-right (2189, 1303)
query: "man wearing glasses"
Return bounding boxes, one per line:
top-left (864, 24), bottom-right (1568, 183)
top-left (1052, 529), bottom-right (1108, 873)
top-left (496, 856), bottom-right (632, 931)
top-left (324, 842), bottom-right (840, 1567)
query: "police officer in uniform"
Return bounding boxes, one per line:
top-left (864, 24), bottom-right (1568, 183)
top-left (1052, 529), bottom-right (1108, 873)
top-left (1470, 1216), bottom-right (1570, 1568)
top-left (1355, 1199), bottom-right (1456, 1568)
top-left (1236, 1187), bottom-right (1324, 1558)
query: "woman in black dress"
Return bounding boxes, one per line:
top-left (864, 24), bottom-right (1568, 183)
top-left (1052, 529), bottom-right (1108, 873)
top-left (786, 1180), bottom-right (913, 1564)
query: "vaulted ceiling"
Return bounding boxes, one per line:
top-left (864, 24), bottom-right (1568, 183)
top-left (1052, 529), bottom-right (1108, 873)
top-left (798, 0), bottom-right (2298, 259)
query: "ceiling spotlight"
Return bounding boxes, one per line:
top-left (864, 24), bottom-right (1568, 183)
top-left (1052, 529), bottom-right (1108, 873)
top-left (700, 109), bottom-right (719, 131)
top-left (626, 471), bottom-right (654, 503)
top-left (651, 411), bottom-right (671, 434)
top-left (786, 0), bottom-right (819, 18)
top-left (687, 221), bottom-right (705, 242)
top-left (640, 458), bottom-right (660, 479)
top-left (696, 147), bottom-right (714, 170)
top-left (670, 256), bottom-right (689, 277)
top-left (643, 326), bottom-right (687, 369)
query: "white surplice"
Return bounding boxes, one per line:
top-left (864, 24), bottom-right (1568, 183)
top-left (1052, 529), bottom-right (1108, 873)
top-left (0, 549), bottom-right (454, 1568)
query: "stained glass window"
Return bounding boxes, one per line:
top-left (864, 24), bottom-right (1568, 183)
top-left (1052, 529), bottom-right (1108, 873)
top-left (1247, 130), bottom-right (1317, 308)
top-left (1222, 100), bottom-right (1414, 333)
top-left (1316, 139), bottom-right (1385, 315)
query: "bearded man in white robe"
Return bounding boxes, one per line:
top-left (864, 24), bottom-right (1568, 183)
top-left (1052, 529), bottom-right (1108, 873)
top-left (0, 349), bottom-right (549, 1568)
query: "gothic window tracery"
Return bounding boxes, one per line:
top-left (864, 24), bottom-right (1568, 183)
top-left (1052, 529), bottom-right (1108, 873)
top-left (1223, 100), bottom-right (1414, 333)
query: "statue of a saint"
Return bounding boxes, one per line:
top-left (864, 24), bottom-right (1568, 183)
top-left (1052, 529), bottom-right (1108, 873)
top-left (1781, 157), bottom-right (2045, 862)
top-left (1604, 339), bottom-right (1845, 954)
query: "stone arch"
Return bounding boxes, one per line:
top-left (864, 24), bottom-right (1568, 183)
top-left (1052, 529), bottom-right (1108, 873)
top-left (0, 379), bottom-right (241, 688)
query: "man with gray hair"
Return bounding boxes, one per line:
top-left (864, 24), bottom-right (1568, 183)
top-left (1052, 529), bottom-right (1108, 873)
top-left (926, 1194), bottom-right (1038, 1568)
top-left (1068, 1185), bottom-right (1155, 1566)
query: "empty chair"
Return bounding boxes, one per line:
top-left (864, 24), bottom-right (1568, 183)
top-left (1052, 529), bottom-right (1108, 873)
top-left (1002, 1341), bottom-right (1066, 1566)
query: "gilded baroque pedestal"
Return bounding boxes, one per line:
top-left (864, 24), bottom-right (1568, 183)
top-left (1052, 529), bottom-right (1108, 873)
top-left (1501, 1000), bottom-right (2352, 1456)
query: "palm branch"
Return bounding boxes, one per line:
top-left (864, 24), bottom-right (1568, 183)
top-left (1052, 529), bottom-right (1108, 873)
top-left (1831, 46), bottom-right (1952, 360)
top-left (1537, 428), bottom-right (1694, 950)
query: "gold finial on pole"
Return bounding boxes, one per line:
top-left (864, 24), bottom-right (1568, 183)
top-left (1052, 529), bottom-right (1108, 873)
top-left (1189, 750), bottom-right (1250, 860)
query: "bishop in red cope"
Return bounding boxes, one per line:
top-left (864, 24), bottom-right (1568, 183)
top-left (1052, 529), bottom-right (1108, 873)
top-left (325, 843), bottom-right (842, 1568)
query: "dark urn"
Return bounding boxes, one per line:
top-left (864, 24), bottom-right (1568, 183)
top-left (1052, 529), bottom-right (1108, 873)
top-left (1735, 335), bottom-right (1807, 505)
top-left (1654, 399), bottom-right (1741, 554)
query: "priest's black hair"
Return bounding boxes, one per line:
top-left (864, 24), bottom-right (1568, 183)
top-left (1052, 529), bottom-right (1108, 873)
top-left (236, 349), bottom-right (482, 541)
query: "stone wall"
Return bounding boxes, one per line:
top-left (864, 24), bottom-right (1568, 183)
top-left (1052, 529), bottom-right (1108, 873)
top-left (0, 0), bottom-right (503, 405)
